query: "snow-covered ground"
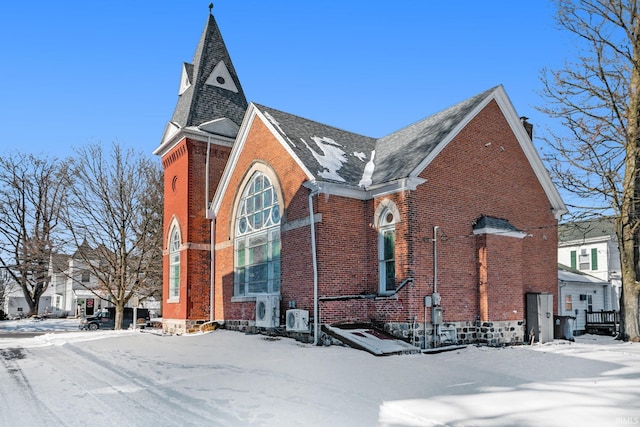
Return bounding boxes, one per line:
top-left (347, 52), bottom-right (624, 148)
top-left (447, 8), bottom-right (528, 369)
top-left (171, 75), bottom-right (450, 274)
top-left (0, 319), bottom-right (639, 427)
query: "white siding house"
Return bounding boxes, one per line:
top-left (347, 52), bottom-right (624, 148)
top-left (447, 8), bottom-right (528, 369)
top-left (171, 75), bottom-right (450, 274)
top-left (558, 218), bottom-right (620, 311)
top-left (558, 264), bottom-right (609, 333)
top-left (3, 241), bottom-right (160, 318)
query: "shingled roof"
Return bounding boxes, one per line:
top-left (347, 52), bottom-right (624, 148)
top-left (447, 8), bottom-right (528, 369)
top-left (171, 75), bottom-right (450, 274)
top-left (169, 13), bottom-right (248, 130)
top-left (373, 87), bottom-right (497, 183)
top-left (558, 217), bottom-right (617, 243)
top-left (254, 86), bottom-right (499, 188)
top-left (256, 104), bottom-right (377, 186)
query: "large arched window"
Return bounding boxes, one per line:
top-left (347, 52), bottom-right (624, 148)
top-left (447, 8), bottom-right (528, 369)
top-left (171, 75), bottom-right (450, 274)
top-left (379, 209), bottom-right (396, 293)
top-left (376, 201), bottom-right (399, 294)
top-left (234, 171), bottom-right (281, 296)
top-left (168, 225), bottom-right (181, 301)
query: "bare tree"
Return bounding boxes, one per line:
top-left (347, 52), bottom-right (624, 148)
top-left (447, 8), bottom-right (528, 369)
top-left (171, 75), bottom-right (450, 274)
top-left (538, 0), bottom-right (640, 340)
top-left (0, 268), bottom-right (14, 319)
top-left (64, 143), bottom-right (163, 329)
top-left (0, 153), bottom-right (71, 316)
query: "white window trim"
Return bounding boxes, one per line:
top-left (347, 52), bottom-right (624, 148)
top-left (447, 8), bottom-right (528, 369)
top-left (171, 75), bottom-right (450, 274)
top-left (376, 200), bottom-right (399, 295)
top-left (233, 168), bottom-right (282, 297)
top-left (167, 221), bottom-right (181, 303)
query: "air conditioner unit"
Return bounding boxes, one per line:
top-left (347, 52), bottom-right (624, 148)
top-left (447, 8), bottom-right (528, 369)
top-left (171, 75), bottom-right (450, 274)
top-left (286, 309), bottom-right (309, 332)
top-left (255, 294), bottom-right (280, 328)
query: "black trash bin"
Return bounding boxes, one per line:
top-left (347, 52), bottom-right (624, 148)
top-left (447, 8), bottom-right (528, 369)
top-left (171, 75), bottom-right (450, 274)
top-left (554, 316), bottom-right (575, 341)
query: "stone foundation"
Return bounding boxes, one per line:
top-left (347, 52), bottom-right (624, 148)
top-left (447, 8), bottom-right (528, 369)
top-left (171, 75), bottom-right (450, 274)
top-left (162, 318), bottom-right (213, 335)
top-left (163, 317), bottom-right (525, 349)
top-left (384, 319), bottom-right (526, 349)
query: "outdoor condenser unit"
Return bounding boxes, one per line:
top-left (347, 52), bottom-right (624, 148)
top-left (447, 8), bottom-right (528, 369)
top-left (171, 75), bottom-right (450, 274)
top-left (255, 294), bottom-right (280, 328)
top-left (286, 309), bottom-right (309, 332)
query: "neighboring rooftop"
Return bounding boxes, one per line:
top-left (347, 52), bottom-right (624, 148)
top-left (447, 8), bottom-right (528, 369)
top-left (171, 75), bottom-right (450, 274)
top-left (559, 217), bottom-right (616, 243)
top-left (558, 263), bottom-right (609, 284)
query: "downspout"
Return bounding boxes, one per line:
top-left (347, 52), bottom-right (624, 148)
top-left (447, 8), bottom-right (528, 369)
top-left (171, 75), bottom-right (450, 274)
top-left (433, 225), bottom-right (439, 348)
top-left (205, 136), bottom-right (211, 211)
top-left (210, 216), bottom-right (215, 322)
top-left (433, 226), bottom-right (439, 295)
top-left (308, 189), bottom-right (319, 345)
top-left (206, 136), bottom-right (215, 322)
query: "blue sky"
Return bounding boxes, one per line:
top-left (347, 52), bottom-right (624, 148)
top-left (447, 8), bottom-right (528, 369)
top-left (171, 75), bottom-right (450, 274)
top-left (0, 1), bottom-right (570, 159)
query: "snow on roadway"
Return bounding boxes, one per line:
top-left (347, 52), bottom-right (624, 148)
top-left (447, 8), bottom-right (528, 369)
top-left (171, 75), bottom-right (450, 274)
top-left (1, 319), bottom-right (640, 426)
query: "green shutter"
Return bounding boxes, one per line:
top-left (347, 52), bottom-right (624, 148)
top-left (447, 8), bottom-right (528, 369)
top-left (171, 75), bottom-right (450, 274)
top-left (591, 248), bottom-right (598, 270)
top-left (570, 250), bottom-right (577, 269)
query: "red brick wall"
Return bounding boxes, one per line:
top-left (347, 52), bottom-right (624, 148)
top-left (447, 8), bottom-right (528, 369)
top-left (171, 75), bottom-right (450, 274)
top-left (161, 141), bottom-right (189, 321)
top-left (411, 100), bottom-right (558, 323)
top-left (205, 99), bottom-right (558, 328)
top-left (161, 137), bottom-right (230, 322)
top-left (477, 234), bottom-right (525, 321)
top-left (214, 116), bottom-right (312, 321)
top-left (314, 102), bottom-right (558, 325)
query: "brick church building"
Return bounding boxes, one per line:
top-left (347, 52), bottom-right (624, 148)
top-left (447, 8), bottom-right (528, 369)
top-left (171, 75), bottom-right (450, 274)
top-left (154, 11), bottom-right (566, 348)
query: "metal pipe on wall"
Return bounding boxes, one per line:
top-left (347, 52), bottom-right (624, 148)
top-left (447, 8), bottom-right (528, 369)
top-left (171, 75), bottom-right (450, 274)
top-left (308, 190), bottom-right (319, 345)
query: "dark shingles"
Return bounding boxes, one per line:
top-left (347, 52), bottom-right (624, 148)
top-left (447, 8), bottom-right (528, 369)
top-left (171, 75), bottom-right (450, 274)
top-left (170, 14), bottom-right (248, 129)
top-left (254, 87), bottom-right (497, 188)
top-left (558, 217), bottom-right (616, 242)
top-left (256, 104), bottom-right (376, 185)
top-left (373, 87), bottom-right (497, 183)
top-left (473, 215), bottom-right (521, 232)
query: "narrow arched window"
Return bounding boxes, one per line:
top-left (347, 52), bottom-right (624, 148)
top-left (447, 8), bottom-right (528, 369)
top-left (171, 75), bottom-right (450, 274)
top-left (378, 208), bottom-right (396, 294)
top-left (234, 171), bottom-right (281, 296)
top-left (169, 226), bottom-right (180, 300)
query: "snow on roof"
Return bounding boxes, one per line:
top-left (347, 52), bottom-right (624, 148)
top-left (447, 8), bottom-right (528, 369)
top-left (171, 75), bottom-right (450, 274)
top-left (353, 151), bottom-right (367, 162)
top-left (358, 150), bottom-right (375, 188)
top-left (302, 136), bottom-right (347, 182)
top-left (263, 110), bottom-right (296, 147)
top-left (558, 264), bottom-right (608, 284)
top-left (255, 103), bottom-right (376, 185)
top-left (254, 88), bottom-right (497, 188)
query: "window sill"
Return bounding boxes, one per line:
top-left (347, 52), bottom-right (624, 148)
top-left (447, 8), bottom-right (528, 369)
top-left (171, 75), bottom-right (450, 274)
top-left (231, 296), bottom-right (257, 303)
top-left (231, 294), bottom-right (281, 303)
top-left (166, 298), bottom-right (180, 304)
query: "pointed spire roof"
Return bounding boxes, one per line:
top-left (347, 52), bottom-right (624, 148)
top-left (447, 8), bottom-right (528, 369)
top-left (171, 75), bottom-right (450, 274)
top-left (167, 11), bottom-right (248, 131)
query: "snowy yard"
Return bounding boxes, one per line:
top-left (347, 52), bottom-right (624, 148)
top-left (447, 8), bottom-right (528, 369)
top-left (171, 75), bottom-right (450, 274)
top-left (0, 319), bottom-right (639, 426)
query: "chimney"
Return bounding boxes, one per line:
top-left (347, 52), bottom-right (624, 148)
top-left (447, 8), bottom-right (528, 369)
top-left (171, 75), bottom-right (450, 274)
top-left (520, 116), bottom-right (533, 140)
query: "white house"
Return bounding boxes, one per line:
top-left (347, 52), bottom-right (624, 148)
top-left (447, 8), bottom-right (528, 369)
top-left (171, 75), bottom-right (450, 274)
top-left (3, 240), bottom-right (161, 319)
top-left (558, 217), bottom-right (620, 311)
top-left (558, 263), bottom-right (610, 333)
top-left (3, 243), bottom-right (103, 318)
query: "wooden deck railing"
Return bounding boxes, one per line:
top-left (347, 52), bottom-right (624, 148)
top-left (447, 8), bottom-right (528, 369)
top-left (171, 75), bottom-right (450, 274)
top-left (585, 310), bottom-right (619, 335)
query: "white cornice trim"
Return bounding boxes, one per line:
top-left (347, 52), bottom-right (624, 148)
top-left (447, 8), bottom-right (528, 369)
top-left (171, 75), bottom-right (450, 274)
top-left (473, 226), bottom-right (528, 239)
top-left (153, 124), bottom-right (235, 157)
top-left (210, 107), bottom-right (257, 216)
top-left (409, 93), bottom-right (492, 180)
top-left (493, 87), bottom-right (567, 220)
top-left (303, 177), bottom-right (426, 200)
top-left (409, 85), bottom-right (567, 220)
top-left (254, 107), bottom-right (316, 181)
top-left (211, 104), bottom-right (318, 215)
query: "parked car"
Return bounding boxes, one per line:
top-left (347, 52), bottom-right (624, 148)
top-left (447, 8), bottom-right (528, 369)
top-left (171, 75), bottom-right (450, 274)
top-left (79, 307), bottom-right (150, 330)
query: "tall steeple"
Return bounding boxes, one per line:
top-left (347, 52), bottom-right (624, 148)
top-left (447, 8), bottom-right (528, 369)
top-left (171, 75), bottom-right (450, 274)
top-left (158, 9), bottom-right (248, 151)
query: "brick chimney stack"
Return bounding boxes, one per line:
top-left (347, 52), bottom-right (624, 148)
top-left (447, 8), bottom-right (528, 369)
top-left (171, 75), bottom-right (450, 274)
top-left (520, 116), bottom-right (533, 140)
